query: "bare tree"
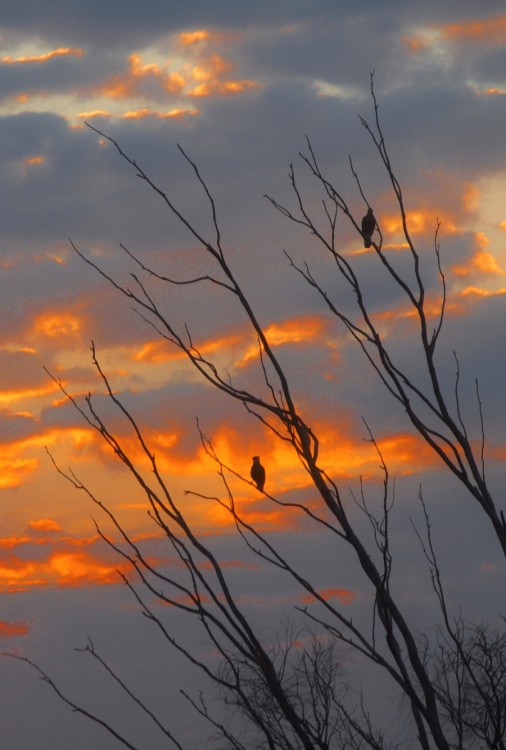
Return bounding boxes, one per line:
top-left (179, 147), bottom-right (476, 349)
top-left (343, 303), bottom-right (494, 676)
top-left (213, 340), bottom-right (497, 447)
top-left (428, 620), bottom-right (506, 749)
top-left (4, 75), bottom-right (505, 749)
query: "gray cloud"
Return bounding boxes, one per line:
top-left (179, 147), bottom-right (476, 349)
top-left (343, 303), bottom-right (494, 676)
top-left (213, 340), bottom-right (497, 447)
top-left (1, 3), bottom-right (506, 747)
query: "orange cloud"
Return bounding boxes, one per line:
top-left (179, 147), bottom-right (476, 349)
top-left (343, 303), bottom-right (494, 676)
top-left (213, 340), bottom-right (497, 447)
top-left (133, 339), bottom-right (182, 364)
top-left (451, 233), bottom-right (505, 278)
top-left (452, 249), bottom-right (505, 278)
top-left (33, 310), bottom-right (85, 339)
top-left (0, 425), bottom-right (101, 490)
top-left (129, 314), bottom-right (330, 372)
top-left (186, 415), bottom-right (440, 533)
top-left (0, 551), bottom-right (126, 592)
top-left (349, 285), bottom-right (467, 342)
top-left (1, 47), bottom-right (85, 65)
top-left (0, 620), bottom-right (31, 639)
top-left (381, 208), bottom-right (457, 237)
top-left (48, 551), bottom-right (124, 587)
top-left (481, 87), bottom-right (506, 96)
top-left (376, 433), bottom-right (439, 475)
top-left (0, 454), bottom-right (39, 489)
top-left (0, 531), bottom-right (132, 593)
top-left (180, 30), bottom-right (211, 46)
top-left (403, 15), bottom-right (506, 53)
top-left (438, 15), bottom-right (506, 45)
top-left (189, 56), bottom-right (259, 98)
top-left (23, 155), bottom-right (46, 166)
top-left (85, 35), bottom-right (259, 105)
top-left (122, 107), bottom-right (198, 120)
top-left (78, 109), bottom-right (110, 119)
top-left (239, 315), bottom-right (332, 367)
top-left (460, 285), bottom-right (506, 298)
top-left (265, 316), bottom-right (328, 347)
top-left (28, 518), bottom-right (62, 533)
top-left (0, 382), bottom-right (56, 408)
top-left (89, 51), bottom-right (185, 100)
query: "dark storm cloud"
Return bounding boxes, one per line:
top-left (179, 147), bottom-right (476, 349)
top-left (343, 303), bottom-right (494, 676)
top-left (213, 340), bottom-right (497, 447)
top-left (0, 1), bottom-right (409, 47)
top-left (375, 84), bottom-right (506, 179)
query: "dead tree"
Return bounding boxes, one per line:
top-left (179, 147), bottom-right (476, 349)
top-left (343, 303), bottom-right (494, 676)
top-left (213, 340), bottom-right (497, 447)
top-left (5, 74), bottom-right (505, 749)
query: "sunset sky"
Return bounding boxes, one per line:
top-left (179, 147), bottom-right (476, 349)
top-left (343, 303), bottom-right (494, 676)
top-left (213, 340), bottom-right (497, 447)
top-left (1, 1), bottom-right (506, 747)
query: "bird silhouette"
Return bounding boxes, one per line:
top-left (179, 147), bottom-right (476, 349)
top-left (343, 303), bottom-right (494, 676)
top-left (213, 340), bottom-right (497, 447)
top-left (361, 207), bottom-right (376, 248)
top-left (250, 456), bottom-right (266, 491)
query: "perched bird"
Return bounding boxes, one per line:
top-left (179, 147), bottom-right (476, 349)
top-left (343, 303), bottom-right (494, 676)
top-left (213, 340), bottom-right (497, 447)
top-left (361, 207), bottom-right (376, 248)
top-left (250, 456), bottom-right (266, 492)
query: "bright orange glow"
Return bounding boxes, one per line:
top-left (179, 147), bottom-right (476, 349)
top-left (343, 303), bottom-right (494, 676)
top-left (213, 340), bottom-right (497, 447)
top-left (482, 87), bottom-right (506, 96)
top-left (369, 286), bottom-right (468, 331)
top-left (376, 433), bottom-right (438, 474)
top-left (473, 249), bottom-right (504, 274)
top-left (23, 155), bottom-right (45, 166)
top-left (0, 620), bottom-right (31, 638)
top-left (190, 78), bottom-right (259, 98)
top-left (1, 47), bottom-right (85, 65)
top-left (179, 30), bottom-right (211, 45)
top-left (91, 52), bottom-right (184, 100)
top-left (133, 340), bottom-right (179, 363)
top-left (0, 425), bottom-right (99, 491)
top-left (382, 211), bottom-right (422, 234)
top-left (34, 311), bottom-right (84, 338)
top-left (49, 551), bottom-right (122, 586)
top-left (0, 382), bottom-right (56, 408)
top-left (0, 536), bottom-right (31, 550)
top-left (239, 315), bottom-right (331, 367)
top-left (0, 533), bottom-right (133, 593)
top-left (162, 71), bottom-right (187, 93)
top-left (129, 52), bottom-right (160, 78)
top-left (460, 285), bottom-right (506, 298)
top-left (382, 208), bottom-right (457, 236)
top-left (82, 36), bottom-right (259, 107)
top-left (122, 107), bottom-right (198, 120)
top-left (28, 518), bottom-right (62, 533)
top-left (438, 15), bottom-right (506, 45)
top-left (451, 236), bottom-right (505, 278)
top-left (299, 587), bottom-right (357, 605)
top-left (404, 16), bottom-right (506, 53)
top-left (187, 52), bottom-right (259, 98)
top-left (0, 455), bottom-right (39, 489)
top-left (194, 54), bottom-right (230, 79)
top-left (97, 76), bottom-right (134, 99)
top-left (48, 254), bottom-right (66, 265)
top-left (266, 316), bottom-right (327, 345)
top-left (78, 109), bottom-right (110, 119)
